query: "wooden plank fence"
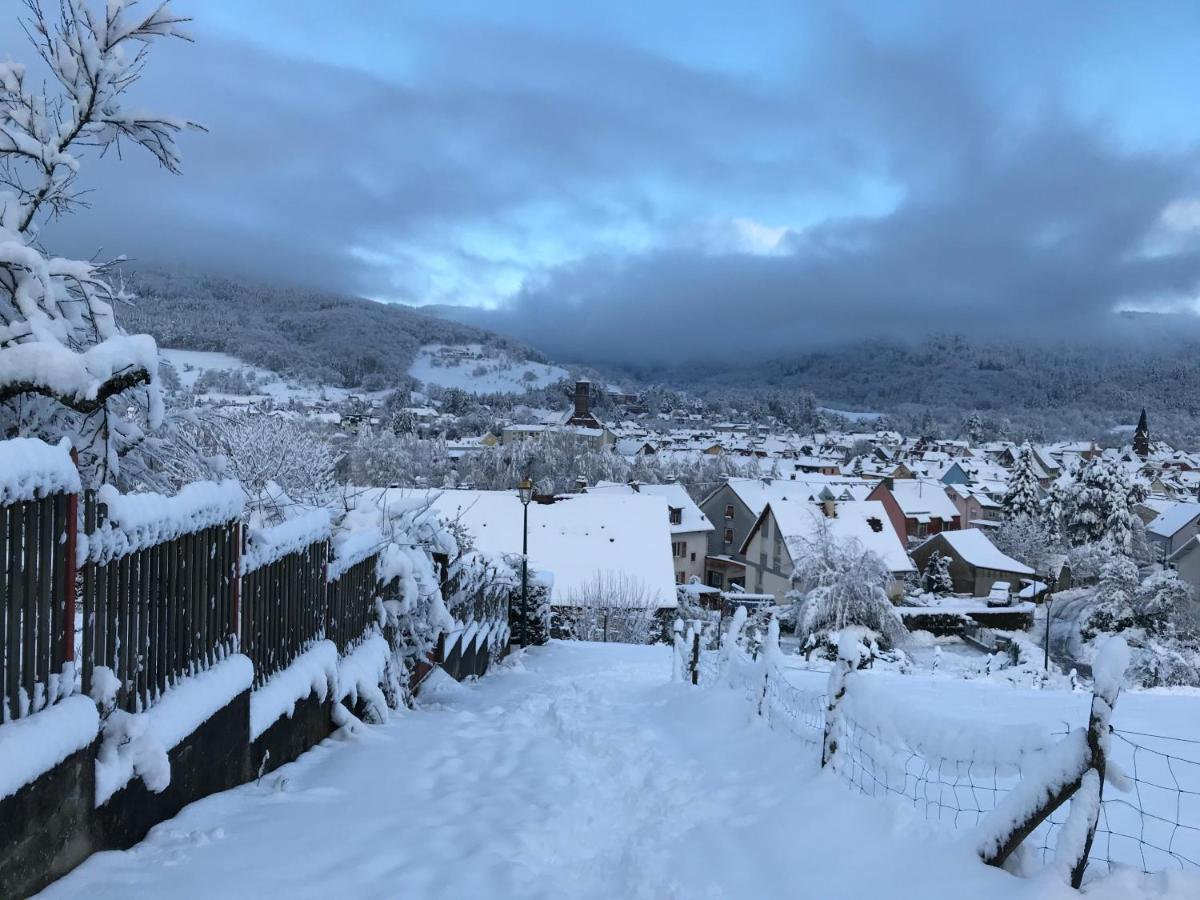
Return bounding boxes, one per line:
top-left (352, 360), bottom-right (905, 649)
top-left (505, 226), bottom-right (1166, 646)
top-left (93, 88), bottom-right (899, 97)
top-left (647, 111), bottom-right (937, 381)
top-left (326, 555), bottom-right (380, 655)
top-left (0, 492), bottom-right (76, 722)
top-left (241, 540), bottom-right (328, 688)
top-left (81, 493), bottom-right (242, 713)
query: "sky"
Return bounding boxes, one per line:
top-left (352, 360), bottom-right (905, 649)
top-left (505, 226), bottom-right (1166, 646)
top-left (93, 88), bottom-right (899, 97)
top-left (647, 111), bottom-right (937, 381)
top-left (7, 1), bottom-right (1200, 363)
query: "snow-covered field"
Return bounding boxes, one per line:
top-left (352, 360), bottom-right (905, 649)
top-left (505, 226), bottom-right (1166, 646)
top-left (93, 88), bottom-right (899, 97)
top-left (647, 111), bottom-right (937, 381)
top-left (160, 349), bottom-right (389, 405)
top-left (39, 642), bottom-right (1196, 899)
top-left (408, 343), bottom-right (568, 394)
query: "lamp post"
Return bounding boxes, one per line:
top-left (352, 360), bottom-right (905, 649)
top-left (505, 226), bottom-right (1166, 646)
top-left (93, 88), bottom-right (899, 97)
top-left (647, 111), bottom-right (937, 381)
top-left (1042, 572), bottom-right (1057, 671)
top-left (518, 476), bottom-right (534, 647)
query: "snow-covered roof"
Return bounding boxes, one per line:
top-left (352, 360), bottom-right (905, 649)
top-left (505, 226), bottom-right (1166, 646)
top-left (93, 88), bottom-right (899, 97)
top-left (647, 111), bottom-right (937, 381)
top-left (925, 528), bottom-right (1034, 575)
top-left (762, 499), bottom-right (915, 574)
top-left (714, 476), bottom-right (870, 518)
top-left (1146, 502), bottom-right (1200, 539)
top-left (888, 479), bottom-right (960, 523)
top-left (588, 481), bottom-right (713, 534)
top-left (375, 489), bottom-right (678, 608)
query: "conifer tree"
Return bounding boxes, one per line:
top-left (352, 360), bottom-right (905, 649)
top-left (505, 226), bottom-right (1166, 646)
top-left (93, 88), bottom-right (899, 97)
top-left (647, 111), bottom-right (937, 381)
top-left (1003, 445), bottom-right (1042, 518)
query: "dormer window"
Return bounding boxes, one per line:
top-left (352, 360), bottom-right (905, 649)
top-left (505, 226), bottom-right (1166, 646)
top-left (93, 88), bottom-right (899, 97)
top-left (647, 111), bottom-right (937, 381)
top-left (669, 507), bottom-right (682, 526)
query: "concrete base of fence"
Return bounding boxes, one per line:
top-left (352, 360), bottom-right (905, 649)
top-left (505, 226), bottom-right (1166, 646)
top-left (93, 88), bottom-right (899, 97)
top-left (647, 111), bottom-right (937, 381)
top-left (0, 740), bottom-right (98, 899)
top-left (95, 689), bottom-right (252, 852)
top-left (251, 692), bottom-right (336, 779)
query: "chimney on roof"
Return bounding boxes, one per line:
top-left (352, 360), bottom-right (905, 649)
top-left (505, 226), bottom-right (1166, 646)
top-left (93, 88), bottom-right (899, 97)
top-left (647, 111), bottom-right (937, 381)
top-left (821, 498), bottom-right (837, 518)
top-left (882, 475), bottom-right (894, 491)
top-left (574, 379), bottom-right (591, 419)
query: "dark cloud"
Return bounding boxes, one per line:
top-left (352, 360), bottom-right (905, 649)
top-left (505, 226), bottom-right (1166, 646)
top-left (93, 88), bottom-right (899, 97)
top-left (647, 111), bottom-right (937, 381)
top-left (1, 3), bottom-right (1198, 363)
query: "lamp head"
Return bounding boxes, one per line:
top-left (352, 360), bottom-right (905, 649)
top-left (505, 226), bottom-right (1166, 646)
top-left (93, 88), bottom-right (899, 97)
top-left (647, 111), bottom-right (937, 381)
top-left (518, 477), bottom-right (534, 505)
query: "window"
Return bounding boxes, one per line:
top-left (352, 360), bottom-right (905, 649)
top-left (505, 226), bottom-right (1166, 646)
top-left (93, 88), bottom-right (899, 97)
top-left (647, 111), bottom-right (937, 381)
top-left (725, 504), bottom-right (735, 519)
top-left (676, 571), bottom-right (686, 584)
top-left (669, 507), bottom-right (682, 526)
top-left (724, 527), bottom-right (734, 545)
top-left (672, 541), bottom-right (687, 558)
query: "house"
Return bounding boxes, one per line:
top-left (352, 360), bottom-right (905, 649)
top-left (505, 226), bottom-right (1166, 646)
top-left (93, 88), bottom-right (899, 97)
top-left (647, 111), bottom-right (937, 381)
top-left (1167, 537), bottom-right (1200, 594)
top-left (1146, 502), bottom-right (1200, 559)
top-left (587, 480), bottom-right (713, 584)
top-left (868, 478), bottom-right (961, 545)
top-left (738, 498), bottom-right (915, 602)
top-left (371, 488), bottom-right (678, 613)
top-left (910, 529), bottom-right (1034, 598)
top-left (697, 475), bottom-right (860, 589)
top-left (945, 484), bottom-right (1006, 530)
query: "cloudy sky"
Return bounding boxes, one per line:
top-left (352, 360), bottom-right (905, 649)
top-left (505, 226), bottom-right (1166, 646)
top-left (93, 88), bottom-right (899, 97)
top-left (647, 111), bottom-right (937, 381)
top-left (8, 1), bottom-right (1200, 362)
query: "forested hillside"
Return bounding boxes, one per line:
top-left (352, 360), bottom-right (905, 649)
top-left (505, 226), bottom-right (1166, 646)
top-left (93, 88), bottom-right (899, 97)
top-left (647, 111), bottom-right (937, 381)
top-left (630, 329), bottom-right (1200, 445)
top-left (116, 268), bottom-right (543, 391)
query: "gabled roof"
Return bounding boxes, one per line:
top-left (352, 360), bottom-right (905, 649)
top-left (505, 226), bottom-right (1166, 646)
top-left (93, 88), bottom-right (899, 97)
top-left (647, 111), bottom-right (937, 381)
top-left (588, 481), bottom-right (714, 534)
top-left (888, 479), bottom-right (961, 523)
top-left (745, 499), bottom-right (915, 574)
top-left (1147, 502), bottom-right (1200, 539)
top-left (922, 528), bottom-right (1034, 575)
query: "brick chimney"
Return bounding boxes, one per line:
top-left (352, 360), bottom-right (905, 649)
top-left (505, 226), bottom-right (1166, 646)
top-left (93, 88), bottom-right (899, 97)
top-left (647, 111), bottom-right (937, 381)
top-left (574, 379), bottom-right (591, 419)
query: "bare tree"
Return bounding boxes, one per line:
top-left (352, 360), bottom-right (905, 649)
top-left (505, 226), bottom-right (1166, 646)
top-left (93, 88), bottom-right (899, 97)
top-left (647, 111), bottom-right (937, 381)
top-left (560, 571), bottom-right (663, 644)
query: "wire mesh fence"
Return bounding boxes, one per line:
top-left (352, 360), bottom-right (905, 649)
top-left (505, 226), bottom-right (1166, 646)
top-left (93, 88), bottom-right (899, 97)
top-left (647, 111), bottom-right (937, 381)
top-left (700, 642), bottom-right (1200, 881)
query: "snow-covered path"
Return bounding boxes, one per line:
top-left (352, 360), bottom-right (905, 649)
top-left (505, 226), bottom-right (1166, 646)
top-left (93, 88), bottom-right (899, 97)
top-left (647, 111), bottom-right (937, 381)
top-left (39, 643), bottom-right (1166, 899)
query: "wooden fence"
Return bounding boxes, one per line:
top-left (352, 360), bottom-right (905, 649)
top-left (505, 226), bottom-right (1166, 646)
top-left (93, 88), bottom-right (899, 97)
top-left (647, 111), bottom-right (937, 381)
top-left (1, 492), bottom-right (76, 722)
top-left (81, 494), bottom-right (242, 713)
top-left (326, 555), bottom-right (381, 655)
top-left (241, 540), bottom-right (329, 688)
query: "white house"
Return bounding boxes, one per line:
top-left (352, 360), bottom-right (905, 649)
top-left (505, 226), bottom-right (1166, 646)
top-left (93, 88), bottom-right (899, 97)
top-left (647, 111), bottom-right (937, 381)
top-left (373, 488), bottom-right (678, 611)
top-left (1147, 502), bottom-right (1200, 559)
top-left (587, 481), bottom-right (713, 584)
top-left (739, 498), bottom-right (915, 602)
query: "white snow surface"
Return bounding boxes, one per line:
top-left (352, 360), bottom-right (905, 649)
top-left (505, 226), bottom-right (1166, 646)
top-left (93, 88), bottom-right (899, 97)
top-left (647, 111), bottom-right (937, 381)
top-left (770, 498), bottom-right (916, 574)
top-left (0, 695), bottom-right (98, 800)
top-left (95, 654), bottom-right (253, 806)
top-left (249, 641), bottom-right (338, 740)
top-left (241, 508), bottom-right (331, 575)
top-left (408, 343), bottom-right (567, 394)
top-left (0, 334), bottom-right (158, 403)
top-left (41, 642), bottom-right (1191, 900)
top-left (0, 436), bottom-right (81, 504)
top-left (90, 480), bottom-right (245, 563)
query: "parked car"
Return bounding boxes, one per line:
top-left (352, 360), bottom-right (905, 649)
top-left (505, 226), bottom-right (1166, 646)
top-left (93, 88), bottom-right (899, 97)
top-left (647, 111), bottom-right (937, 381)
top-left (985, 582), bottom-right (1012, 607)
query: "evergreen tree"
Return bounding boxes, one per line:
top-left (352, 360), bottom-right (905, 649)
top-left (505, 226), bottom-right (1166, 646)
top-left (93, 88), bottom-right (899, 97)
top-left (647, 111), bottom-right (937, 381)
top-left (1063, 457), bottom-right (1136, 552)
top-left (1003, 445), bottom-right (1042, 518)
top-left (921, 551), bottom-right (954, 595)
top-left (1133, 409), bottom-right (1151, 459)
top-left (963, 411), bottom-right (985, 444)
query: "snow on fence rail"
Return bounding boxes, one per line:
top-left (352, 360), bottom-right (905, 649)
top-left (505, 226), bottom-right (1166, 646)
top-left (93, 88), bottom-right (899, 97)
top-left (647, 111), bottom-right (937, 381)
top-left (681, 614), bottom-right (1200, 887)
top-left (1, 438), bottom-right (81, 722)
top-left (81, 486), bottom-right (243, 713)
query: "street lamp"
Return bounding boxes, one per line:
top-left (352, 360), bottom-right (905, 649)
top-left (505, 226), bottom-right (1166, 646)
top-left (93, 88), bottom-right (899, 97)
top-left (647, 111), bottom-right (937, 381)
top-left (1042, 572), bottom-right (1057, 671)
top-left (518, 476), bottom-right (534, 647)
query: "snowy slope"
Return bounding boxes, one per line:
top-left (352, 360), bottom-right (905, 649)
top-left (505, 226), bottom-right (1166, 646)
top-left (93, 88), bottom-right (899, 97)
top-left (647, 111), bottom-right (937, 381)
top-left (39, 642), bottom-right (1148, 900)
top-left (408, 343), bottom-right (568, 394)
top-left (160, 348), bottom-right (389, 405)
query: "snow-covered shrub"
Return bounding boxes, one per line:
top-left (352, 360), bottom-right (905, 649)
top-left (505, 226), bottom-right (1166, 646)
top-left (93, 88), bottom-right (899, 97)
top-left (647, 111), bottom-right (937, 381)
top-left (993, 515), bottom-right (1061, 574)
top-left (0, 1), bottom-right (198, 486)
top-left (1061, 457), bottom-right (1137, 553)
top-left (788, 523), bottom-right (906, 652)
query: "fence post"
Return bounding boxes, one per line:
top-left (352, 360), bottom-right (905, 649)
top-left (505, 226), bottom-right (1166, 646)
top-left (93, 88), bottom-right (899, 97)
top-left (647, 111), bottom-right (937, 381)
top-left (671, 618), bottom-right (684, 682)
top-left (1062, 637), bottom-right (1128, 888)
top-left (690, 628), bottom-right (701, 686)
top-left (63, 488), bottom-right (78, 667)
top-left (822, 632), bottom-right (862, 768)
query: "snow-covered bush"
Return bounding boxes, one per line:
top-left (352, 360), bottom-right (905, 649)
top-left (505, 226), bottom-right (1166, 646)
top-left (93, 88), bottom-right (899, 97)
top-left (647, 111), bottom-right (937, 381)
top-left (0, 1), bottom-right (198, 486)
top-left (1081, 566), bottom-right (1200, 687)
top-left (506, 559), bottom-right (551, 646)
top-left (788, 523), bottom-right (906, 653)
top-left (1060, 457), bottom-right (1137, 553)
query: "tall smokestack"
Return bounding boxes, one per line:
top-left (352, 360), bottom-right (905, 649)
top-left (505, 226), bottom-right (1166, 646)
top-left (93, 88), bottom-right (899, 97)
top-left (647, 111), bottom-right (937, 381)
top-left (574, 380), bottom-right (591, 419)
